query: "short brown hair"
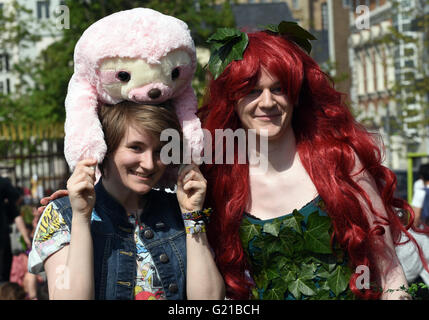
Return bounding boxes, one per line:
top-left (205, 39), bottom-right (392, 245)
top-left (98, 101), bottom-right (182, 174)
top-left (0, 282), bottom-right (26, 300)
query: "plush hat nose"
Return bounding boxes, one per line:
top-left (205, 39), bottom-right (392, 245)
top-left (148, 88), bottom-right (161, 99)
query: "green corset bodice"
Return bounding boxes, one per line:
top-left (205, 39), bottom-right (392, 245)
top-left (239, 196), bottom-right (355, 300)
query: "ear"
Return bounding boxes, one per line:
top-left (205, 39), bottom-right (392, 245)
top-left (64, 74), bottom-right (107, 171)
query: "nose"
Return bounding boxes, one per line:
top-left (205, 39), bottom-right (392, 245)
top-left (259, 89), bottom-right (275, 108)
top-left (139, 150), bottom-right (156, 172)
top-left (148, 88), bottom-right (161, 99)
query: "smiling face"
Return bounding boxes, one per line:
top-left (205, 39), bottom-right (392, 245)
top-left (105, 124), bottom-right (166, 196)
top-left (235, 69), bottom-right (293, 140)
top-left (98, 102), bottom-right (182, 202)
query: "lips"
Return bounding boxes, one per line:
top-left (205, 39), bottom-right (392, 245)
top-left (254, 114), bottom-right (282, 121)
top-left (130, 170), bottom-right (153, 180)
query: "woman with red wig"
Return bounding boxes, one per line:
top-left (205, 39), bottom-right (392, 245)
top-left (199, 25), bottom-right (428, 300)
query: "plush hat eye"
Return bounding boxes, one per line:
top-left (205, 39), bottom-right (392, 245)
top-left (171, 67), bottom-right (180, 80)
top-left (117, 71), bottom-right (131, 82)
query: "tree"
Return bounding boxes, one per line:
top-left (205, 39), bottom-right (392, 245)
top-left (0, 0), bottom-right (235, 126)
top-left (383, 0), bottom-right (429, 147)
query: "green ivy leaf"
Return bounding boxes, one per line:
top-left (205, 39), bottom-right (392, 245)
top-left (239, 218), bottom-right (261, 244)
top-left (303, 212), bottom-right (332, 254)
top-left (207, 27), bottom-right (242, 43)
top-left (260, 21), bottom-right (317, 54)
top-left (263, 287), bottom-right (284, 300)
top-left (327, 266), bottom-right (349, 297)
top-left (316, 267), bottom-right (330, 279)
top-left (251, 288), bottom-right (259, 300)
top-left (272, 255), bottom-right (292, 272)
top-left (300, 263), bottom-right (317, 281)
top-left (263, 218), bottom-right (282, 237)
top-left (281, 210), bottom-right (304, 234)
top-left (258, 23), bottom-right (278, 33)
top-left (278, 21), bottom-right (317, 41)
top-left (253, 270), bottom-right (269, 291)
top-left (266, 266), bottom-right (280, 281)
top-left (207, 28), bottom-right (249, 80)
top-left (288, 278), bottom-right (317, 299)
top-left (277, 232), bottom-right (296, 257)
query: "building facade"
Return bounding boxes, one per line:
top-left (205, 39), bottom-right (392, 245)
top-left (0, 0), bottom-right (64, 96)
top-left (348, 0), bottom-right (428, 170)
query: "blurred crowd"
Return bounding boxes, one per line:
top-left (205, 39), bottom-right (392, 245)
top-left (0, 175), bottom-right (49, 300)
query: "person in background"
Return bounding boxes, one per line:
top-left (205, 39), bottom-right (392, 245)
top-left (413, 164), bottom-right (425, 194)
top-left (411, 164), bottom-right (429, 228)
top-left (0, 176), bottom-right (21, 282)
top-left (394, 164), bottom-right (429, 288)
top-left (0, 281), bottom-right (27, 300)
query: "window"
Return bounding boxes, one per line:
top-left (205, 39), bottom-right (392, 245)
top-left (0, 54), bottom-right (9, 72)
top-left (37, 1), bottom-right (50, 19)
top-left (6, 78), bottom-right (10, 94)
top-left (293, 0), bottom-right (300, 9)
top-left (404, 60), bottom-right (415, 68)
top-left (0, 81), bottom-right (3, 94)
top-left (404, 47), bottom-right (415, 57)
top-left (321, 3), bottom-right (329, 30)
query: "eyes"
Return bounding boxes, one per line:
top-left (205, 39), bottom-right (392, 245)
top-left (116, 71), bottom-right (131, 82)
top-left (171, 67), bottom-right (180, 80)
top-left (248, 86), bottom-right (283, 96)
top-left (115, 67), bottom-right (181, 83)
top-left (127, 144), bottom-right (161, 156)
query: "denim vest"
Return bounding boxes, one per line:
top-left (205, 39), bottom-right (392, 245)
top-left (53, 181), bottom-right (186, 300)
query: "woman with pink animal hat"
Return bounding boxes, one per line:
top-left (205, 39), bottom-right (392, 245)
top-left (28, 8), bottom-right (223, 300)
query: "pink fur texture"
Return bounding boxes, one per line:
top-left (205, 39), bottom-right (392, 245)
top-left (64, 8), bottom-right (204, 173)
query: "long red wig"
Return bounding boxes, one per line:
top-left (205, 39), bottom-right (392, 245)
top-left (199, 31), bottom-right (429, 300)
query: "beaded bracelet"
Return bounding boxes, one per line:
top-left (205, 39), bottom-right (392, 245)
top-left (181, 208), bottom-right (212, 221)
top-left (182, 208), bottom-right (212, 234)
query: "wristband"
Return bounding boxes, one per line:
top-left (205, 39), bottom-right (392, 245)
top-left (184, 220), bottom-right (207, 234)
top-left (182, 208), bottom-right (212, 222)
top-left (182, 208), bottom-right (212, 234)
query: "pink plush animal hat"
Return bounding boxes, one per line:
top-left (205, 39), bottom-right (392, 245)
top-left (64, 8), bottom-right (204, 173)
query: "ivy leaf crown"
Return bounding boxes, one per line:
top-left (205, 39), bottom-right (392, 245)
top-left (206, 21), bottom-right (317, 80)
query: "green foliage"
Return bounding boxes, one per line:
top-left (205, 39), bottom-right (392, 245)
top-left (385, 282), bottom-right (429, 300)
top-left (262, 21), bottom-right (317, 54)
top-left (240, 210), bottom-right (355, 300)
top-left (1, 0), bottom-right (235, 126)
top-left (207, 28), bottom-right (248, 80)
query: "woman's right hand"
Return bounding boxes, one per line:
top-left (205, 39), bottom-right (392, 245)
top-left (67, 159), bottom-right (97, 220)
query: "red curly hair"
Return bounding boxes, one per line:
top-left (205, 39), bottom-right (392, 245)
top-left (199, 31), bottom-right (429, 300)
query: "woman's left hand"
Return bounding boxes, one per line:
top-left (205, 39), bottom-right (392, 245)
top-left (176, 164), bottom-right (207, 213)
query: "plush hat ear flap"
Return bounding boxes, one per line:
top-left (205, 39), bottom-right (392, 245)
top-left (64, 74), bottom-right (107, 172)
top-left (172, 84), bottom-right (204, 164)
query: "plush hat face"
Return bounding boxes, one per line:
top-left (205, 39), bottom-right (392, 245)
top-left (98, 49), bottom-right (193, 104)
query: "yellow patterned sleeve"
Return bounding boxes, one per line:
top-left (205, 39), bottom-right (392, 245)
top-left (28, 202), bottom-right (71, 273)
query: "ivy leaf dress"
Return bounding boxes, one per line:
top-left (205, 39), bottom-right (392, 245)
top-left (239, 196), bottom-right (355, 300)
